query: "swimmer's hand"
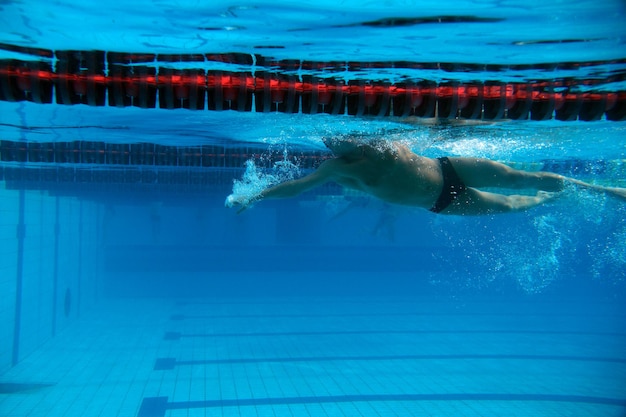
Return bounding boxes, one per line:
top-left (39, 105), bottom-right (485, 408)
top-left (225, 194), bottom-right (255, 214)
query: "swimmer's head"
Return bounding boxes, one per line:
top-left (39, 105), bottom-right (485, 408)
top-left (323, 136), bottom-right (396, 159)
top-left (323, 137), bottom-right (361, 157)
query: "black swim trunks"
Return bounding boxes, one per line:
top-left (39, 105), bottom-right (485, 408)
top-left (429, 157), bottom-right (467, 213)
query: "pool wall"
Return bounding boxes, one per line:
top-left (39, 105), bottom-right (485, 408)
top-left (0, 187), bottom-right (100, 373)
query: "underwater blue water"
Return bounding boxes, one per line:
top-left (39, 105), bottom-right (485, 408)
top-left (1, 1), bottom-right (626, 417)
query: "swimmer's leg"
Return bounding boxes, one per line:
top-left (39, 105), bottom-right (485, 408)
top-left (446, 157), bottom-right (565, 191)
top-left (447, 157), bottom-right (626, 201)
top-left (440, 187), bottom-right (556, 216)
top-left (565, 179), bottom-right (626, 202)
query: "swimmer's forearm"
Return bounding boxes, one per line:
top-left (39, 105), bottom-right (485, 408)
top-left (256, 165), bottom-right (335, 203)
top-left (259, 180), bottom-right (307, 200)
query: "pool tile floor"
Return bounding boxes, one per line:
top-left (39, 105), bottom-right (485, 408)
top-left (1, 296), bottom-right (625, 417)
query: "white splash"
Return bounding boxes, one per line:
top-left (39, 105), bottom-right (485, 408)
top-left (225, 154), bottom-right (301, 209)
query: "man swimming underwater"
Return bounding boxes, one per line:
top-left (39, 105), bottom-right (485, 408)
top-left (225, 137), bottom-right (626, 215)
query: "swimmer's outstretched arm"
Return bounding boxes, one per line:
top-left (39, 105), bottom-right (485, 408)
top-left (226, 159), bottom-right (344, 212)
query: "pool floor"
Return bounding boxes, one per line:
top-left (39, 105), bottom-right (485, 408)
top-left (1, 292), bottom-right (625, 417)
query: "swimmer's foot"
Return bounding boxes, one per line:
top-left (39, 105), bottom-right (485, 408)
top-left (536, 190), bottom-right (559, 203)
top-left (606, 187), bottom-right (626, 202)
top-left (507, 191), bottom-right (558, 211)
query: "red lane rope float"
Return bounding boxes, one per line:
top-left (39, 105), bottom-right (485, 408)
top-left (1, 53), bottom-right (625, 121)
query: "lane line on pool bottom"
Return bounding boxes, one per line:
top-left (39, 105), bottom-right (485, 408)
top-left (153, 353), bottom-right (626, 370)
top-left (163, 329), bottom-right (626, 340)
top-left (137, 393), bottom-right (626, 417)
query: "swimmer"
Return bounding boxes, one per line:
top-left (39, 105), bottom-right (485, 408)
top-left (225, 137), bottom-right (626, 215)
